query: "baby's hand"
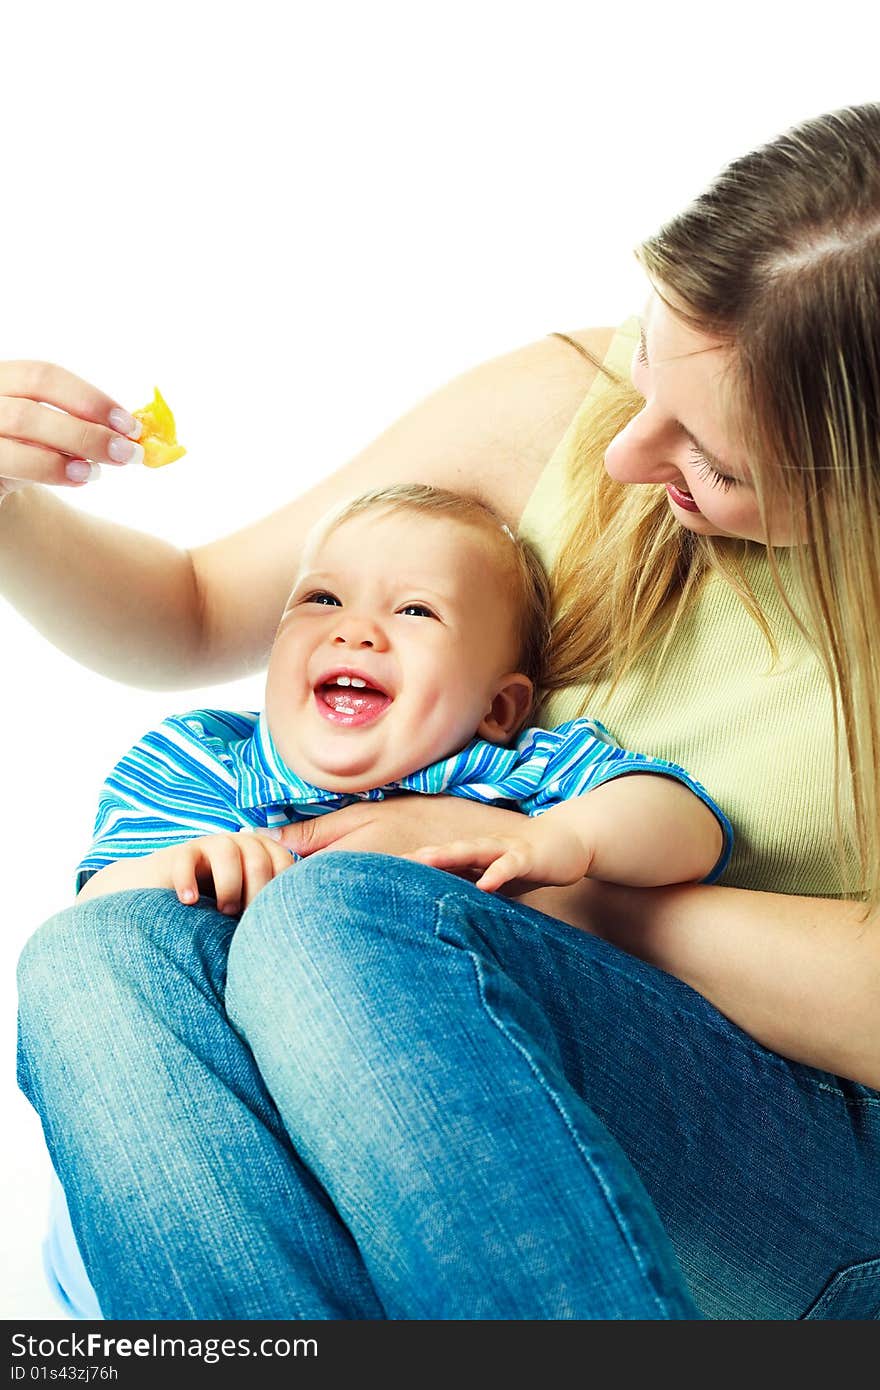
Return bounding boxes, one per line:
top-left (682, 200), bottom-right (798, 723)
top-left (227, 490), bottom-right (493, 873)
top-left (162, 830), bottom-right (295, 915)
top-left (407, 816), bottom-right (593, 895)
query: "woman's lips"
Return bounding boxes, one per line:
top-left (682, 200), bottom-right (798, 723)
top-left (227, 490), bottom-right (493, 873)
top-left (315, 686), bottom-right (392, 728)
top-left (666, 482), bottom-right (702, 513)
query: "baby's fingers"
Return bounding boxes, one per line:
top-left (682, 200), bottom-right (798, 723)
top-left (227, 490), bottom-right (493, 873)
top-left (408, 838), bottom-right (487, 868)
top-left (473, 846), bottom-right (532, 893)
top-left (406, 837), bottom-right (511, 886)
top-left (237, 832), bottom-right (295, 909)
top-left (183, 836), bottom-right (245, 916)
top-left (169, 843), bottom-right (211, 907)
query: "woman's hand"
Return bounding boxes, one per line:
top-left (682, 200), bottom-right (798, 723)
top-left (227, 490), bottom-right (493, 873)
top-left (0, 359), bottom-right (144, 500)
top-left (276, 795), bottom-right (530, 865)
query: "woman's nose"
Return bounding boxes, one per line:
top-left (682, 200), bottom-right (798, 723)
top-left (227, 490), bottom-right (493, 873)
top-left (330, 614), bottom-right (389, 650)
top-left (604, 410), bottom-right (688, 486)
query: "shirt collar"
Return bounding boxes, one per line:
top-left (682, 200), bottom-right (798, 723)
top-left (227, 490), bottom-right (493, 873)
top-left (227, 709), bottom-right (517, 814)
top-left (229, 710), bottom-right (348, 811)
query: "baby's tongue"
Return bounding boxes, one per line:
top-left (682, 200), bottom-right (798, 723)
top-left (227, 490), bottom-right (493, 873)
top-left (321, 685), bottom-right (389, 716)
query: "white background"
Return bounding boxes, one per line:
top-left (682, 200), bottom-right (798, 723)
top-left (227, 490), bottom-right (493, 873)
top-left (2, 0), bottom-right (877, 1319)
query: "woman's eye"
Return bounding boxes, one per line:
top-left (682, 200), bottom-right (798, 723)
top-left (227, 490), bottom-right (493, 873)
top-left (689, 445), bottom-right (739, 493)
top-left (399, 603), bottom-right (436, 619)
top-left (305, 591), bottom-right (341, 607)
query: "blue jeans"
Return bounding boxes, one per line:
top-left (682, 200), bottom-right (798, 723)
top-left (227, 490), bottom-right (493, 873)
top-left (16, 852), bottom-right (880, 1319)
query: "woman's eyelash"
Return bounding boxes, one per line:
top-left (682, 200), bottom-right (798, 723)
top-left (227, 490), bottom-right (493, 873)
top-left (689, 444), bottom-right (738, 492)
top-left (637, 329), bottom-right (739, 492)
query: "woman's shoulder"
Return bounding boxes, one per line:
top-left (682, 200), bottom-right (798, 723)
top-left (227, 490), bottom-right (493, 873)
top-left (464, 325), bottom-right (621, 523)
top-left (516, 318), bottom-right (639, 563)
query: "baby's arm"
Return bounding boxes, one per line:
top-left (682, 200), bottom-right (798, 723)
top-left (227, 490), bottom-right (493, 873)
top-left (76, 852), bottom-right (178, 903)
top-left (409, 772), bottom-right (725, 893)
top-left (542, 773), bottom-right (723, 886)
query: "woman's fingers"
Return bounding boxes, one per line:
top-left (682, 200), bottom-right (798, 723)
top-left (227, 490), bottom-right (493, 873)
top-left (0, 439), bottom-right (102, 493)
top-left (280, 805), bottom-right (378, 857)
top-left (0, 393), bottom-right (143, 463)
top-left (0, 359), bottom-right (136, 434)
top-left (0, 359), bottom-right (144, 492)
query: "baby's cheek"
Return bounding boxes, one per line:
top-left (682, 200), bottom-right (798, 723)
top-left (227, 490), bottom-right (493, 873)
top-left (439, 682), bottom-right (493, 748)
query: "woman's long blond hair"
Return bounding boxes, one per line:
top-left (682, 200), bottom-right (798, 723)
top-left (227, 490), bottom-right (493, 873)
top-left (546, 103), bottom-right (880, 914)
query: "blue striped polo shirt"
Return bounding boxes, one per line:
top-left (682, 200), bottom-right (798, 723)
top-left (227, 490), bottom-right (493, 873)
top-left (74, 707), bottom-right (734, 892)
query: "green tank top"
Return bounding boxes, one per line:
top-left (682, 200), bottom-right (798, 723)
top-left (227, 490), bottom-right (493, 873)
top-left (518, 318), bottom-right (853, 898)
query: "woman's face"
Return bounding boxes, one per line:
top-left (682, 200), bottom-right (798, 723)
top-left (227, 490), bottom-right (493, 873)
top-left (604, 286), bottom-right (800, 546)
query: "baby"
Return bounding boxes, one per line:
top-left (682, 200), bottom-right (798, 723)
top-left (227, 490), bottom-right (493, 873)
top-left (74, 483), bottom-right (732, 912)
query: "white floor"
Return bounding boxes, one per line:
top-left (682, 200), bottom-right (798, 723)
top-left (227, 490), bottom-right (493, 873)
top-left (4, 759), bottom-right (86, 1322)
top-left (3, 1098), bottom-right (69, 1320)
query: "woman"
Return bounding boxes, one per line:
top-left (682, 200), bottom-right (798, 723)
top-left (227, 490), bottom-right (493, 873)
top-left (11, 103), bottom-right (880, 1320)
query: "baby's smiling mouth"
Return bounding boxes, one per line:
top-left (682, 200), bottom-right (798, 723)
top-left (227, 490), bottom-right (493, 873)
top-left (314, 670), bottom-right (393, 727)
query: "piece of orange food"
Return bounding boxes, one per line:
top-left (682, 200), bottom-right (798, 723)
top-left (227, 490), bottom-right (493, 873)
top-left (132, 387), bottom-right (187, 469)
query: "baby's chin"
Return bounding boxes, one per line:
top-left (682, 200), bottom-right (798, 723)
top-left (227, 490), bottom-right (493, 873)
top-left (274, 718), bottom-right (474, 793)
top-left (283, 741), bottom-right (419, 795)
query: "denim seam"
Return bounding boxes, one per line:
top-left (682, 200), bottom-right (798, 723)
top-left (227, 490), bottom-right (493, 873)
top-left (434, 891), bottom-right (682, 1320)
top-left (479, 891), bottom-right (880, 1109)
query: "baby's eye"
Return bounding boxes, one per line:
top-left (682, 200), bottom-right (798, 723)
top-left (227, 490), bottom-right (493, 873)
top-left (304, 591), bottom-right (342, 607)
top-left (398, 603), bottom-right (436, 619)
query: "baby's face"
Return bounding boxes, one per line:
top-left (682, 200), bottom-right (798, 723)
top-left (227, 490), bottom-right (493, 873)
top-left (264, 509), bottom-right (529, 792)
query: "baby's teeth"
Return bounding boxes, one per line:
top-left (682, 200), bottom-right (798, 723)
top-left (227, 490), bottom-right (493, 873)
top-left (350, 677), bottom-right (366, 688)
top-left (336, 675), bottom-right (351, 686)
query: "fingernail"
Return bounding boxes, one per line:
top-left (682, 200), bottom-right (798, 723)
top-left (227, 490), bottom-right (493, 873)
top-left (66, 461), bottom-right (102, 483)
top-left (108, 408), bottom-right (142, 439)
top-left (108, 437), bottom-right (145, 464)
top-left (263, 827), bottom-right (283, 841)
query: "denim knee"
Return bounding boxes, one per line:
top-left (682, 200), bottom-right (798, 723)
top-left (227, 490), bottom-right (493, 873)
top-left (234, 851), bottom-right (448, 961)
top-left (226, 852), bottom-right (451, 1029)
top-left (18, 900), bottom-right (115, 1104)
top-left (19, 889), bottom-right (210, 1001)
top-left (17, 890), bottom-right (234, 1099)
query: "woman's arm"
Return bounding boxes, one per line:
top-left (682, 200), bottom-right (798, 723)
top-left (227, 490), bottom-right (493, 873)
top-left (528, 876), bottom-right (880, 1090)
top-left (0, 330), bottom-right (613, 688)
top-left (0, 488), bottom-right (203, 689)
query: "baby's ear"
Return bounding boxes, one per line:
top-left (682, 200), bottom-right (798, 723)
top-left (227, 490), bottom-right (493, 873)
top-left (477, 674), bottom-right (534, 745)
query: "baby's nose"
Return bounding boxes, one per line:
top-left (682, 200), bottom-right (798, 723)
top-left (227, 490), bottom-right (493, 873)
top-left (331, 615), bottom-right (387, 650)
